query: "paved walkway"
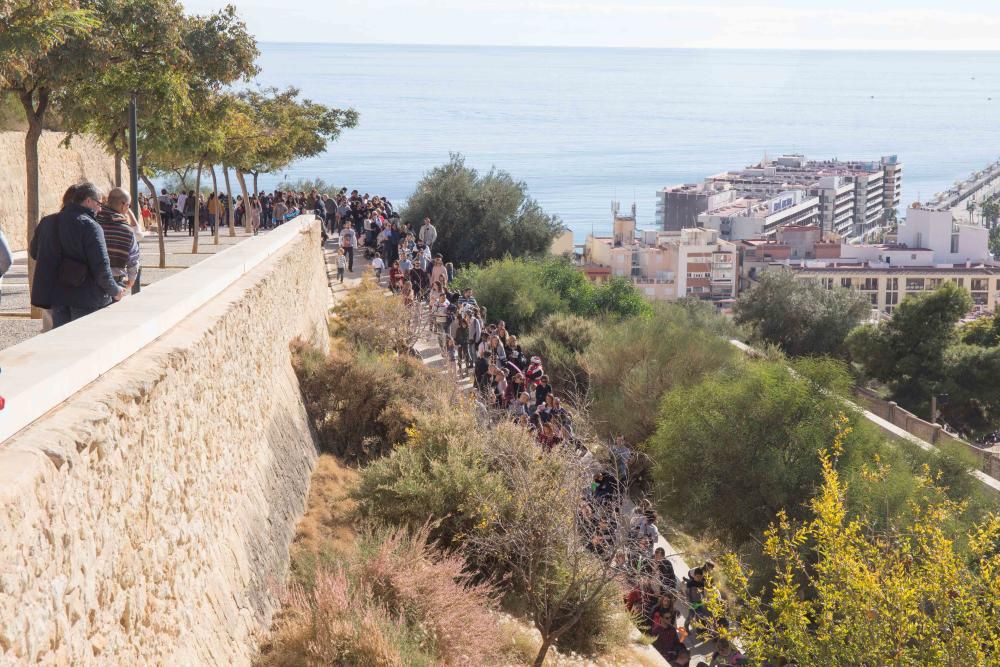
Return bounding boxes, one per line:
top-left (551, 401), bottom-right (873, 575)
top-left (0, 227), bottom-right (258, 350)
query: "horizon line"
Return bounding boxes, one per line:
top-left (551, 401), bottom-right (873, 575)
top-left (256, 40), bottom-right (1000, 54)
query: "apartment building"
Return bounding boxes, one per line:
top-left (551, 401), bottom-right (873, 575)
top-left (658, 154), bottom-right (903, 242)
top-left (583, 203), bottom-right (737, 301)
top-left (697, 190), bottom-right (820, 240)
top-left (749, 206), bottom-right (999, 314)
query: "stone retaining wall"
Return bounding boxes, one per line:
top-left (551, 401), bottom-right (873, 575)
top-left (0, 131), bottom-right (122, 251)
top-left (0, 222), bottom-right (327, 664)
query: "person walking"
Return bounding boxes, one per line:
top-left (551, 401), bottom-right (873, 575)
top-left (29, 182), bottom-right (125, 327)
top-left (419, 216), bottom-right (437, 249)
top-left (340, 223), bottom-right (357, 272)
top-left (184, 189), bottom-right (196, 236)
top-left (335, 248), bottom-right (347, 283)
top-left (95, 187), bottom-right (141, 293)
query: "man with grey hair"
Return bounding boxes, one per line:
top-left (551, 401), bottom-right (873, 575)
top-left (96, 187), bottom-right (141, 292)
top-left (29, 181), bottom-right (125, 328)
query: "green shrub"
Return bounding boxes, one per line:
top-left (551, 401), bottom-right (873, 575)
top-left (735, 270), bottom-right (870, 357)
top-left (584, 301), bottom-right (736, 444)
top-left (519, 313), bottom-right (599, 396)
top-left (351, 408), bottom-right (509, 549)
top-left (455, 256), bottom-right (651, 334)
top-left (648, 358), bottom-right (886, 543)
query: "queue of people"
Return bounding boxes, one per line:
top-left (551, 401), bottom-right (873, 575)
top-left (331, 201), bottom-right (743, 667)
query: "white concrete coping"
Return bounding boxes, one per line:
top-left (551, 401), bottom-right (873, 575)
top-left (0, 216), bottom-right (319, 445)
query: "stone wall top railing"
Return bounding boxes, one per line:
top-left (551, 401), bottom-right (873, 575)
top-left (0, 216), bottom-right (317, 444)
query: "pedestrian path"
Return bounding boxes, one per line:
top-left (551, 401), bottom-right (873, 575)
top-left (319, 234), bottom-right (722, 666)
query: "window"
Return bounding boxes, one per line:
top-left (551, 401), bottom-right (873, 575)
top-left (954, 278), bottom-right (964, 287)
top-left (971, 278), bottom-right (988, 291)
top-left (821, 277), bottom-right (834, 290)
top-left (905, 277), bottom-right (924, 291)
top-left (928, 278), bottom-right (943, 289)
top-left (886, 277), bottom-right (898, 291)
top-left (841, 277), bottom-right (852, 288)
top-left (862, 277), bottom-right (879, 290)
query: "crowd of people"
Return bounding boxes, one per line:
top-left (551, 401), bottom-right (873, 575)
top-left (28, 181), bottom-right (370, 328)
top-left (328, 192), bottom-right (744, 667)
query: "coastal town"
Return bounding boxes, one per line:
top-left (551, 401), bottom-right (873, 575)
top-left (2, 2), bottom-right (1000, 667)
top-left (582, 155), bottom-right (1000, 318)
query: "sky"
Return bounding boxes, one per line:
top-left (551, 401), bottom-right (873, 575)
top-left (180, 1), bottom-right (1000, 50)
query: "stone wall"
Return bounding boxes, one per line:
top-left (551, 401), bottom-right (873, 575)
top-left (0, 223), bottom-right (328, 664)
top-left (0, 131), bottom-right (121, 251)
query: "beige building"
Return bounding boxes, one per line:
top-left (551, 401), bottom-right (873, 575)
top-left (584, 203), bottom-right (737, 302)
top-left (756, 206), bottom-right (1000, 314)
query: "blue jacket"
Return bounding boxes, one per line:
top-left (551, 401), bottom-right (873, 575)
top-left (29, 203), bottom-right (121, 310)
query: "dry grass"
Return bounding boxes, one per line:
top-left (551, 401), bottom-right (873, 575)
top-left (257, 525), bottom-right (506, 667)
top-left (287, 454), bottom-right (360, 587)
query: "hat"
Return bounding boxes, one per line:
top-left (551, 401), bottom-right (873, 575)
top-left (530, 356), bottom-right (541, 364)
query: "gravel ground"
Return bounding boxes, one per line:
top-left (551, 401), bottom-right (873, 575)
top-left (0, 224), bottom-right (268, 351)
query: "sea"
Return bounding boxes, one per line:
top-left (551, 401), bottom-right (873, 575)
top-left (252, 43), bottom-right (1000, 241)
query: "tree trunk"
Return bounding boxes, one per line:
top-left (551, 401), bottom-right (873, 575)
top-left (210, 164), bottom-right (220, 245)
top-left (140, 170), bottom-right (167, 269)
top-left (252, 171), bottom-right (259, 195)
top-left (223, 165), bottom-right (236, 237)
top-left (192, 159), bottom-right (204, 254)
top-left (532, 638), bottom-right (552, 667)
top-left (20, 88), bottom-right (48, 320)
top-left (114, 147), bottom-right (123, 187)
top-left (236, 170), bottom-right (252, 235)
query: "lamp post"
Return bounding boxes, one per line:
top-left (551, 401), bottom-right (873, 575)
top-left (128, 93), bottom-right (139, 219)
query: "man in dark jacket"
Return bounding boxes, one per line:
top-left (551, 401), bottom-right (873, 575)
top-left (29, 182), bottom-right (125, 328)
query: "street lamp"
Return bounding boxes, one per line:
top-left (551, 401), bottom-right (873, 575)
top-left (128, 93), bottom-right (139, 220)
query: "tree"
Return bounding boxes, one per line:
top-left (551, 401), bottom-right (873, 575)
top-left (735, 270), bottom-right (870, 357)
top-left (583, 300), bottom-right (736, 443)
top-left (939, 344), bottom-right (1000, 440)
top-left (233, 86), bottom-right (358, 198)
top-left (981, 198), bottom-right (1000, 228)
top-left (1, 0), bottom-right (101, 315)
top-left (465, 422), bottom-right (633, 667)
top-left (712, 429), bottom-right (1000, 666)
top-left (848, 282), bottom-right (971, 411)
top-left (455, 256), bottom-right (650, 334)
top-left (647, 359), bottom-right (888, 544)
top-left (402, 154), bottom-right (565, 265)
top-left (56, 0), bottom-right (189, 186)
top-left (958, 312), bottom-right (1000, 347)
top-left (990, 225), bottom-right (1000, 258)
top-left (0, 1), bottom-right (97, 86)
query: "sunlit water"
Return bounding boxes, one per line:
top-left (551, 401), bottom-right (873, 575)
top-left (253, 43), bottom-right (1000, 240)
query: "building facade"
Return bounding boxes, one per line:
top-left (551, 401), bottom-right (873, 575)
top-left (658, 154), bottom-right (904, 243)
top-left (750, 207), bottom-right (999, 314)
top-left (584, 203), bottom-right (737, 302)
